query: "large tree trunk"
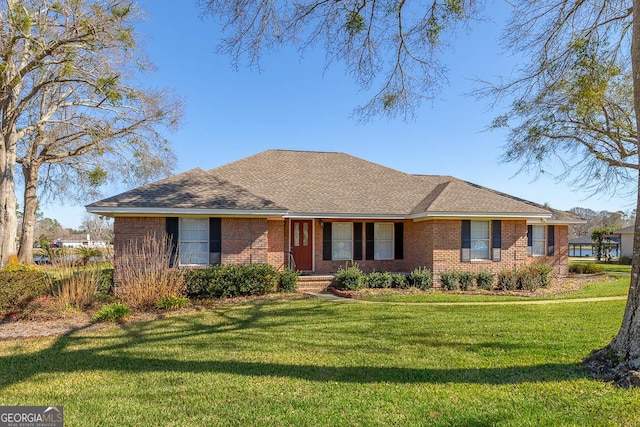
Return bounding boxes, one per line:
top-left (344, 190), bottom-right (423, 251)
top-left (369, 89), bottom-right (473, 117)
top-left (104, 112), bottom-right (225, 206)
top-left (0, 135), bottom-right (18, 266)
top-left (590, 0), bottom-right (640, 380)
top-left (17, 161), bottom-right (40, 264)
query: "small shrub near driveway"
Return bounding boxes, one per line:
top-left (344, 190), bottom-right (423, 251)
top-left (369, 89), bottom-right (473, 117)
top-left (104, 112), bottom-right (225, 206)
top-left (93, 303), bottom-right (131, 322)
top-left (408, 267), bottom-right (432, 290)
top-left (334, 263), bottom-right (365, 290)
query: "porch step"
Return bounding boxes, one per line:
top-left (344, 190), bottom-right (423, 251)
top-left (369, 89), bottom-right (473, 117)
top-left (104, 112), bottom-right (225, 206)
top-left (297, 275), bottom-right (334, 292)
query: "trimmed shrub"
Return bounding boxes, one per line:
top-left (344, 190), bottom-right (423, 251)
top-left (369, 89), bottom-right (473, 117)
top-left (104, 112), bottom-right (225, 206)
top-left (334, 263), bottom-right (364, 291)
top-left (569, 263), bottom-right (603, 274)
top-left (366, 271), bottom-right (393, 288)
top-left (93, 303), bottom-right (131, 322)
top-left (156, 295), bottom-right (190, 310)
top-left (476, 271), bottom-right (495, 290)
top-left (497, 270), bottom-right (518, 291)
top-left (390, 273), bottom-right (409, 289)
top-left (517, 268), bottom-right (537, 291)
top-left (440, 270), bottom-right (460, 290)
top-left (278, 268), bottom-right (299, 292)
top-left (408, 267), bottom-right (433, 290)
top-left (184, 264), bottom-right (280, 299)
top-left (0, 270), bottom-right (50, 318)
top-left (530, 263), bottom-right (553, 287)
top-left (458, 271), bottom-right (475, 291)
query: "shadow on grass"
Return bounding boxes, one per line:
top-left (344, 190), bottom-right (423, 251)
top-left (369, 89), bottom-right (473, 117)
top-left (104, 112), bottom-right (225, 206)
top-left (0, 301), bottom-right (590, 390)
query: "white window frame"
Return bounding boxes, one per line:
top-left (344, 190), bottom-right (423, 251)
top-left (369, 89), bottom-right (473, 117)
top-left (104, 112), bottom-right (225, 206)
top-left (179, 218), bottom-right (209, 266)
top-left (470, 220), bottom-right (490, 260)
top-left (531, 225), bottom-right (546, 256)
top-left (332, 222), bottom-right (353, 260)
top-left (374, 223), bottom-right (394, 260)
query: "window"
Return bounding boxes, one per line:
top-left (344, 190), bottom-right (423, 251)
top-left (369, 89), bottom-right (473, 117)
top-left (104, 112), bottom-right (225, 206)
top-left (531, 225), bottom-right (546, 256)
top-left (332, 222), bottom-right (353, 260)
top-left (470, 221), bottom-right (490, 260)
top-left (179, 218), bottom-right (209, 265)
top-left (374, 223), bottom-right (394, 260)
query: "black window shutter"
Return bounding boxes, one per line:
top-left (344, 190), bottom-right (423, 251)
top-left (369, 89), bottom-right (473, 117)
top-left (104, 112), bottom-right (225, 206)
top-left (353, 222), bottom-right (363, 260)
top-left (492, 220), bottom-right (501, 261)
top-left (365, 223), bottom-right (375, 260)
top-left (209, 218), bottom-right (221, 253)
top-left (461, 220), bottom-right (471, 262)
top-left (527, 225), bottom-right (533, 256)
top-left (322, 222), bottom-right (332, 260)
top-left (394, 222), bottom-right (404, 260)
top-left (547, 225), bottom-right (555, 256)
top-left (166, 217), bottom-right (179, 267)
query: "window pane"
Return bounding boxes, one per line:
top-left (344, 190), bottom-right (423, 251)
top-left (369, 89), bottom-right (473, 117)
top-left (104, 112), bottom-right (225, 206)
top-left (294, 223), bottom-right (300, 247)
top-left (332, 223), bottom-right (352, 260)
top-left (374, 223), bottom-right (394, 260)
top-left (470, 221), bottom-right (490, 259)
top-left (303, 222), bottom-right (309, 247)
top-left (179, 218), bottom-right (209, 265)
top-left (532, 225), bottom-right (546, 256)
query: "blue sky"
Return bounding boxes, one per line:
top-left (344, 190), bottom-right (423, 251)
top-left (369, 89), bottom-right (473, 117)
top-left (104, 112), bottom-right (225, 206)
top-left (42, 1), bottom-right (636, 228)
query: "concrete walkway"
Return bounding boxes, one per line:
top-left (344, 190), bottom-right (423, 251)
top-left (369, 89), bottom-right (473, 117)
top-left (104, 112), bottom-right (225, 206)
top-left (306, 291), bottom-right (627, 306)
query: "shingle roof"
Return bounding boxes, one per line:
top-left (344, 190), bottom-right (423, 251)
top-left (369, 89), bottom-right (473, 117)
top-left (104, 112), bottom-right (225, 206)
top-left (87, 168), bottom-right (284, 211)
top-left (89, 149), bottom-right (581, 221)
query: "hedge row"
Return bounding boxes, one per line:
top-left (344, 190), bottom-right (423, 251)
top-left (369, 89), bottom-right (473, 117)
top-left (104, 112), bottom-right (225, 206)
top-left (496, 264), bottom-right (553, 291)
top-left (184, 264), bottom-right (298, 298)
top-left (0, 270), bottom-right (50, 318)
top-left (333, 264), bottom-right (433, 291)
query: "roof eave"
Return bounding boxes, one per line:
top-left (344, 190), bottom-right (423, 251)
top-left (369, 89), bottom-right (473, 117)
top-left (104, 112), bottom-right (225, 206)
top-left (86, 206), bottom-right (289, 217)
top-left (410, 212), bottom-right (553, 221)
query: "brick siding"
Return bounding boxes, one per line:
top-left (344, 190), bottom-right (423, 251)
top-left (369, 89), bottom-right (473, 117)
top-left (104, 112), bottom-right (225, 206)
top-left (221, 218), bottom-right (268, 265)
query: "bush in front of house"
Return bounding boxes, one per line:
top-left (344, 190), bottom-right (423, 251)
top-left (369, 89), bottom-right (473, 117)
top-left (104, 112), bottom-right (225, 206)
top-left (497, 269), bottom-right (519, 291)
top-left (408, 267), bottom-right (433, 290)
top-left (568, 263), bottom-right (603, 274)
top-left (366, 271), bottom-right (394, 288)
top-left (156, 295), bottom-right (190, 310)
top-left (440, 270), bottom-right (461, 290)
top-left (0, 269), bottom-right (50, 318)
top-left (184, 264), bottom-right (280, 299)
top-left (458, 271), bottom-right (475, 291)
top-left (390, 273), bottom-right (409, 289)
top-left (278, 268), bottom-right (299, 292)
top-left (516, 268), bottom-right (537, 291)
top-left (93, 303), bottom-right (131, 322)
top-left (476, 271), bottom-right (495, 290)
top-left (529, 263), bottom-right (553, 287)
top-left (334, 263), bottom-right (365, 291)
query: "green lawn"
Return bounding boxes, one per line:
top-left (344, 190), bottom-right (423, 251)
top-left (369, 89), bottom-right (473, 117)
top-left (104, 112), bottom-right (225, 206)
top-left (1, 297), bottom-right (639, 426)
top-left (364, 275), bottom-right (630, 303)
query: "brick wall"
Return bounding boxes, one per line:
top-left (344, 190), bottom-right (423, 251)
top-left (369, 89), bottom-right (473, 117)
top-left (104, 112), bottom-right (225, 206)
top-left (113, 217), bottom-right (165, 255)
top-left (431, 219), bottom-right (530, 279)
top-left (267, 219), bottom-right (286, 270)
top-left (526, 224), bottom-right (569, 276)
top-left (221, 218), bottom-right (268, 265)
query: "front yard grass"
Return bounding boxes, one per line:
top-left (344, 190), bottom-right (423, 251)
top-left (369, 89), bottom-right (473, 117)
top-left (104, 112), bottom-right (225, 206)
top-left (1, 297), bottom-right (639, 426)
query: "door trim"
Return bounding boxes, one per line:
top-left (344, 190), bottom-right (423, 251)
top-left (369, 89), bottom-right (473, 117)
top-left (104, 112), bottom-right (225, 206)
top-left (288, 218), bottom-right (315, 272)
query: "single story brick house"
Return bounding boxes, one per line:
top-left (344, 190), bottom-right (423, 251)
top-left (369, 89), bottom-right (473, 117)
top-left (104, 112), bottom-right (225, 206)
top-left (86, 149), bottom-right (583, 277)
